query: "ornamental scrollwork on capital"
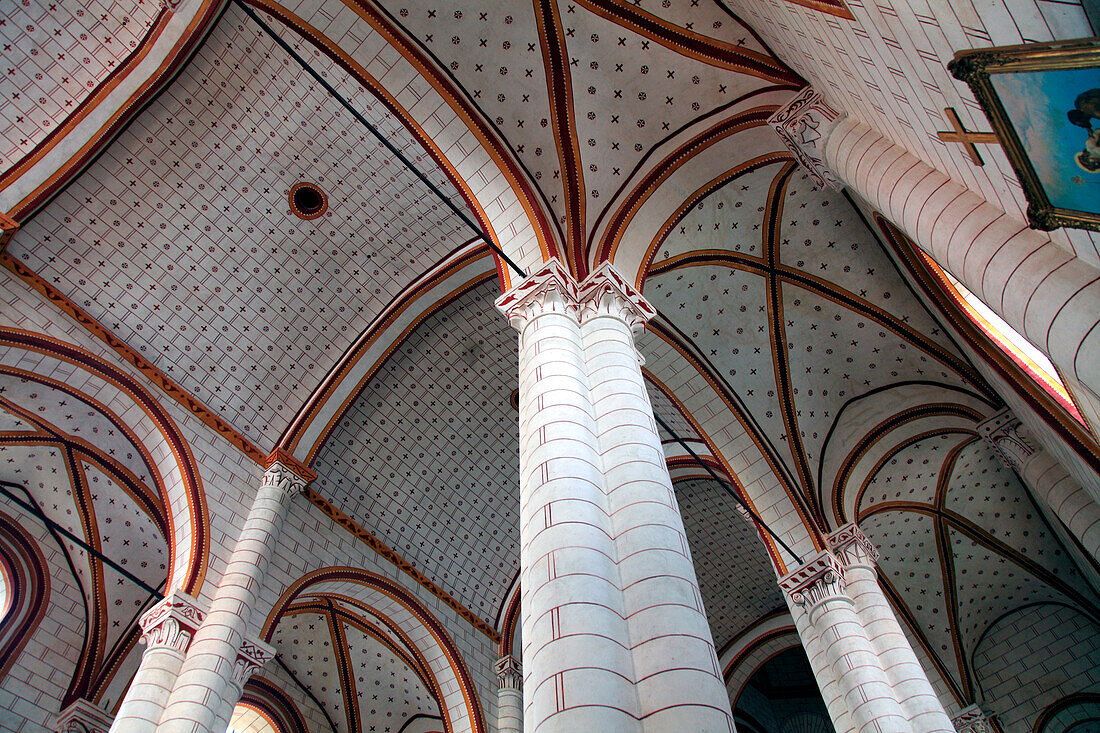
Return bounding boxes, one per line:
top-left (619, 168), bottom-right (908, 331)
top-left (827, 523), bottom-right (880, 568)
top-left (577, 261), bottom-right (656, 334)
top-left (952, 704), bottom-right (993, 733)
top-left (232, 636), bottom-right (277, 688)
top-left (261, 459), bottom-right (311, 499)
top-left (976, 409), bottom-right (1036, 472)
top-left (494, 258), bottom-right (582, 331)
top-left (768, 86), bottom-right (844, 191)
top-left (495, 654), bottom-right (522, 691)
top-left (139, 592), bottom-right (206, 653)
top-left (778, 550), bottom-right (847, 607)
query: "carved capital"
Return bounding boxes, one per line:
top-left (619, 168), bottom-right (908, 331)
top-left (0, 212), bottom-right (18, 252)
top-left (232, 636), bottom-right (276, 689)
top-left (494, 258), bottom-right (581, 331)
top-left (495, 654), bottom-right (522, 691)
top-left (953, 704), bottom-right (993, 733)
top-left (577, 261), bottom-right (656, 334)
top-left (768, 86), bottom-right (845, 191)
top-left (53, 699), bottom-right (113, 733)
top-left (779, 551), bottom-right (847, 608)
top-left (827, 523), bottom-right (880, 568)
top-left (977, 409), bottom-right (1036, 473)
top-left (139, 591), bottom-right (206, 653)
top-left (261, 453), bottom-right (312, 500)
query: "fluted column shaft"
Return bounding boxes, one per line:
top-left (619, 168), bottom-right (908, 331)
top-left (829, 526), bottom-right (954, 733)
top-left (496, 260), bottom-right (734, 733)
top-left (781, 552), bottom-right (913, 733)
top-left (157, 459), bottom-right (308, 733)
top-left (109, 593), bottom-right (205, 733)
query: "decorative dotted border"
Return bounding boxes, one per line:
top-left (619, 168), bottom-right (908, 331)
top-left (288, 182), bottom-right (328, 220)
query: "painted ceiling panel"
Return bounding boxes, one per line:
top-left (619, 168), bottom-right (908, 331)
top-left (7, 4), bottom-right (478, 451)
top-left (311, 279), bottom-right (519, 626)
top-left (342, 621), bottom-right (440, 733)
top-left (858, 432), bottom-right (962, 514)
top-left (0, 405), bottom-right (34, 432)
top-left (0, 0), bottom-right (159, 176)
top-left (273, 610), bottom-right (350, 732)
top-left (675, 476), bottom-right (783, 651)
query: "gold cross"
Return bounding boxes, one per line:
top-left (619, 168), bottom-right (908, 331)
top-left (937, 107), bottom-right (999, 166)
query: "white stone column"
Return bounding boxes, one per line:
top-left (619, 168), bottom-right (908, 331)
top-left (109, 592), bottom-right (205, 733)
top-left (787, 600), bottom-right (854, 733)
top-left (496, 259), bottom-right (734, 733)
top-left (498, 259), bottom-right (641, 733)
top-left (769, 86), bottom-right (1100, 415)
top-left (54, 699), bottom-right (114, 733)
top-left (780, 551), bottom-right (913, 733)
top-left (828, 525), bottom-right (954, 733)
top-left (979, 410), bottom-right (1100, 564)
top-left (157, 456), bottom-right (310, 733)
top-left (578, 262), bottom-right (733, 732)
top-left (496, 655), bottom-right (523, 733)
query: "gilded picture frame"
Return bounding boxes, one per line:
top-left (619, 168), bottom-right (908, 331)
top-left (949, 38), bottom-right (1100, 232)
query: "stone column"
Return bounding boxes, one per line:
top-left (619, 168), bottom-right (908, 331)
top-left (109, 592), bottom-right (205, 733)
top-left (496, 655), bottom-right (523, 733)
top-left (828, 525), bottom-right (954, 733)
top-left (780, 551), bottom-right (913, 733)
top-left (157, 454), bottom-right (312, 733)
top-left (979, 410), bottom-right (1100, 564)
top-left (769, 86), bottom-right (1100, 414)
top-left (787, 600), bottom-right (854, 733)
top-left (578, 262), bottom-right (733, 731)
top-left (496, 259), bottom-right (734, 733)
top-left (54, 699), bottom-right (113, 733)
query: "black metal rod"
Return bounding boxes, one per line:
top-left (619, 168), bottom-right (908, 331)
top-left (231, 0), bottom-right (528, 277)
top-left (276, 654), bottom-right (339, 733)
top-left (652, 414), bottom-right (805, 566)
top-left (0, 479), bottom-right (165, 597)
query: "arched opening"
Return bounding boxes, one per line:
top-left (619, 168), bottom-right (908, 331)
top-left (227, 702), bottom-right (281, 733)
top-left (733, 646), bottom-right (834, 733)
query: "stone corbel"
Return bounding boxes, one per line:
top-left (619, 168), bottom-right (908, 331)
top-left (495, 654), bottom-right (522, 691)
top-left (768, 86), bottom-right (845, 191)
top-left (232, 636), bottom-right (277, 689)
top-left (53, 699), bottom-right (114, 733)
top-left (778, 550), bottom-right (847, 609)
top-left (826, 523), bottom-right (880, 569)
top-left (953, 704), bottom-right (993, 733)
top-left (976, 409), bottom-right (1036, 473)
top-left (139, 591), bottom-right (207, 654)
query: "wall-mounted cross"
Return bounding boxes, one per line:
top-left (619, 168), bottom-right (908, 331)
top-left (936, 107), bottom-right (999, 166)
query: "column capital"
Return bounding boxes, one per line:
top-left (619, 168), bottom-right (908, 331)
top-left (976, 409), bottom-right (1036, 472)
top-left (232, 636), bottom-right (277, 689)
top-left (0, 211), bottom-right (18, 253)
top-left (139, 590), bottom-right (207, 653)
top-left (779, 550), bottom-right (847, 607)
top-left (495, 654), bottom-right (522, 691)
top-left (827, 523), bottom-right (880, 568)
top-left (577, 261), bottom-right (657, 333)
top-left (953, 704), bottom-right (993, 733)
top-left (263, 449), bottom-right (315, 497)
top-left (494, 258), bottom-right (581, 331)
top-left (768, 86), bottom-right (845, 191)
top-left (53, 699), bottom-right (114, 733)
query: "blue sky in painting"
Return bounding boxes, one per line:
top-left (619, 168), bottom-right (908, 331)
top-left (992, 67), bottom-right (1100, 213)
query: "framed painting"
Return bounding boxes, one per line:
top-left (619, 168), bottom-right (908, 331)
top-left (950, 39), bottom-right (1100, 232)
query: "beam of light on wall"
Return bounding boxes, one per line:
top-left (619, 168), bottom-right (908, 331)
top-left (916, 250), bottom-right (1084, 424)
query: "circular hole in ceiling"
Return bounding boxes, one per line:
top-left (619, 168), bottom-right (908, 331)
top-left (289, 182), bottom-right (328, 220)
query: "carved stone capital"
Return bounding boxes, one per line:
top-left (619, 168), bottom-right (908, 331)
top-left (577, 261), bottom-right (656, 334)
top-left (495, 654), bottom-right (522, 691)
top-left (0, 211), bottom-right (18, 252)
top-left (53, 699), bottom-right (113, 733)
top-left (827, 523), bottom-right (880, 568)
top-left (139, 591), bottom-right (207, 653)
top-left (768, 86), bottom-right (845, 191)
top-left (495, 258), bottom-right (581, 331)
top-left (262, 450), bottom-right (313, 499)
top-left (953, 704), bottom-right (993, 733)
top-left (779, 550), bottom-right (847, 608)
top-left (977, 409), bottom-right (1036, 472)
top-left (232, 636), bottom-right (277, 689)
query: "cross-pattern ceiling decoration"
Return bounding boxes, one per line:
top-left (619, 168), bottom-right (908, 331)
top-left (0, 0), bottom-right (159, 176)
top-left (858, 433), bottom-right (1100, 701)
top-left (6, 3), bottom-right (478, 451)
